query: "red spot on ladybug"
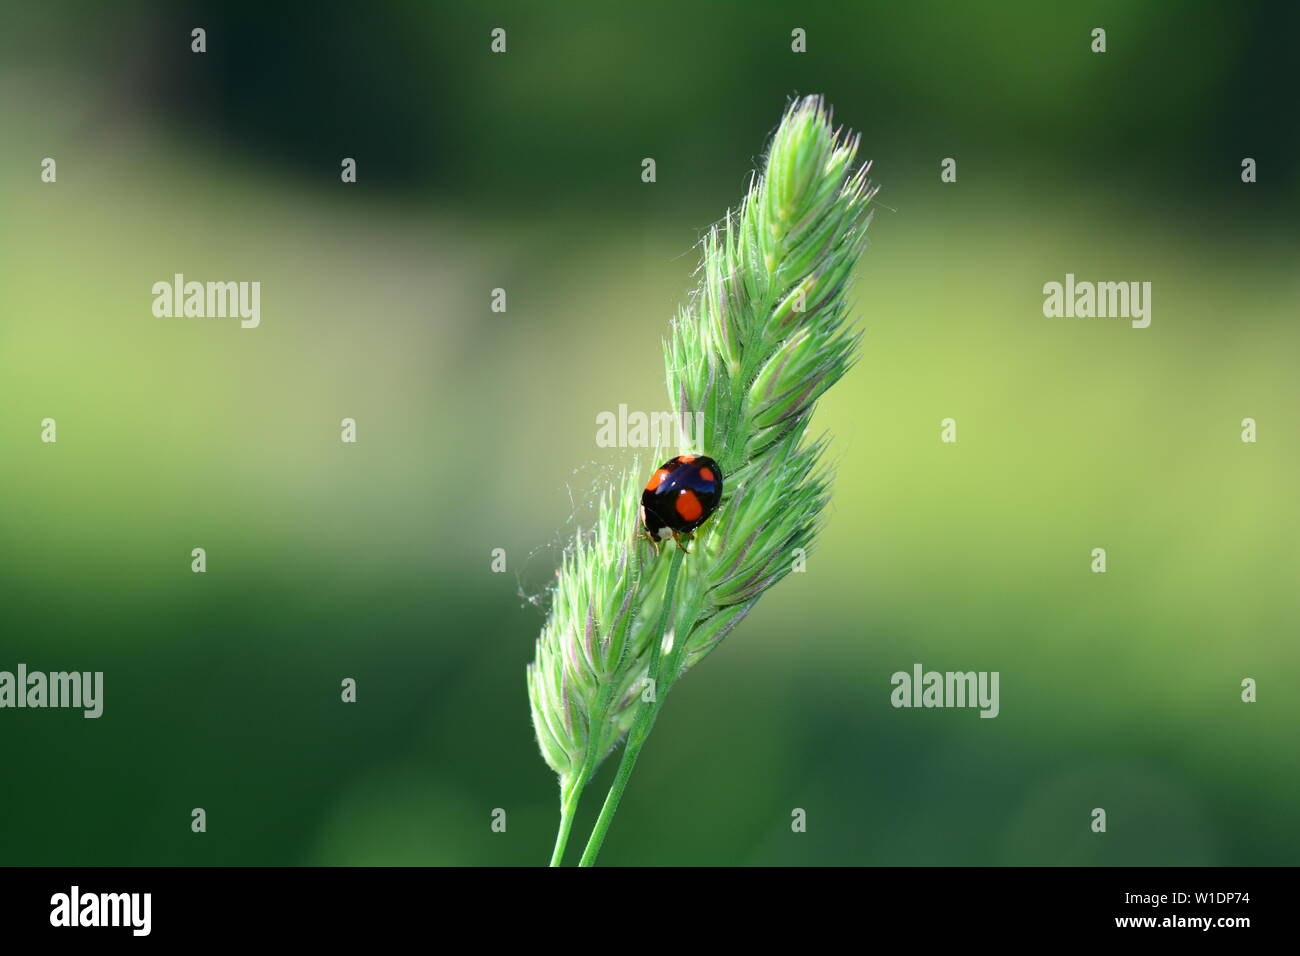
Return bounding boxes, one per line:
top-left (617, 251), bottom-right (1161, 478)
top-left (675, 489), bottom-right (703, 522)
top-left (645, 468), bottom-right (668, 491)
top-left (699, 467), bottom-right (714, 482)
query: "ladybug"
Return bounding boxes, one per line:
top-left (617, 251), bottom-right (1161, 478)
top-left (639, 454), bottom-right (723, 553)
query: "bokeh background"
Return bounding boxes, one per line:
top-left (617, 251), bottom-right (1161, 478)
top-left (2, 0), bottom-right (1297, 866)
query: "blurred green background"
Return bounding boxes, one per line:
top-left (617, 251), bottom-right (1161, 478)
top-left (2, 0), bottom-right (1297, 866)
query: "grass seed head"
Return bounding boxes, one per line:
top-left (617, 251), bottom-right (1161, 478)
top-left (529, 95), bottom-right (878, 784)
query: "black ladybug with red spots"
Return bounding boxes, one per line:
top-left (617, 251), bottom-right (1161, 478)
top-left (639, 454), bottom-right (723, 552)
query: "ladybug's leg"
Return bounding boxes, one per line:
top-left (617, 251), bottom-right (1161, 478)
top-left (671, 531), bottom-right (690, 554)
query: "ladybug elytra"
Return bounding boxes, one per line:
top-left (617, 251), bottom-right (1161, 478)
top-left (639, 454), bottom-right (723, 553)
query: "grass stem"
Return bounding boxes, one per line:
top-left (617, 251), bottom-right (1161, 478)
top-left (548, 775), bottom-right (585, 867)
